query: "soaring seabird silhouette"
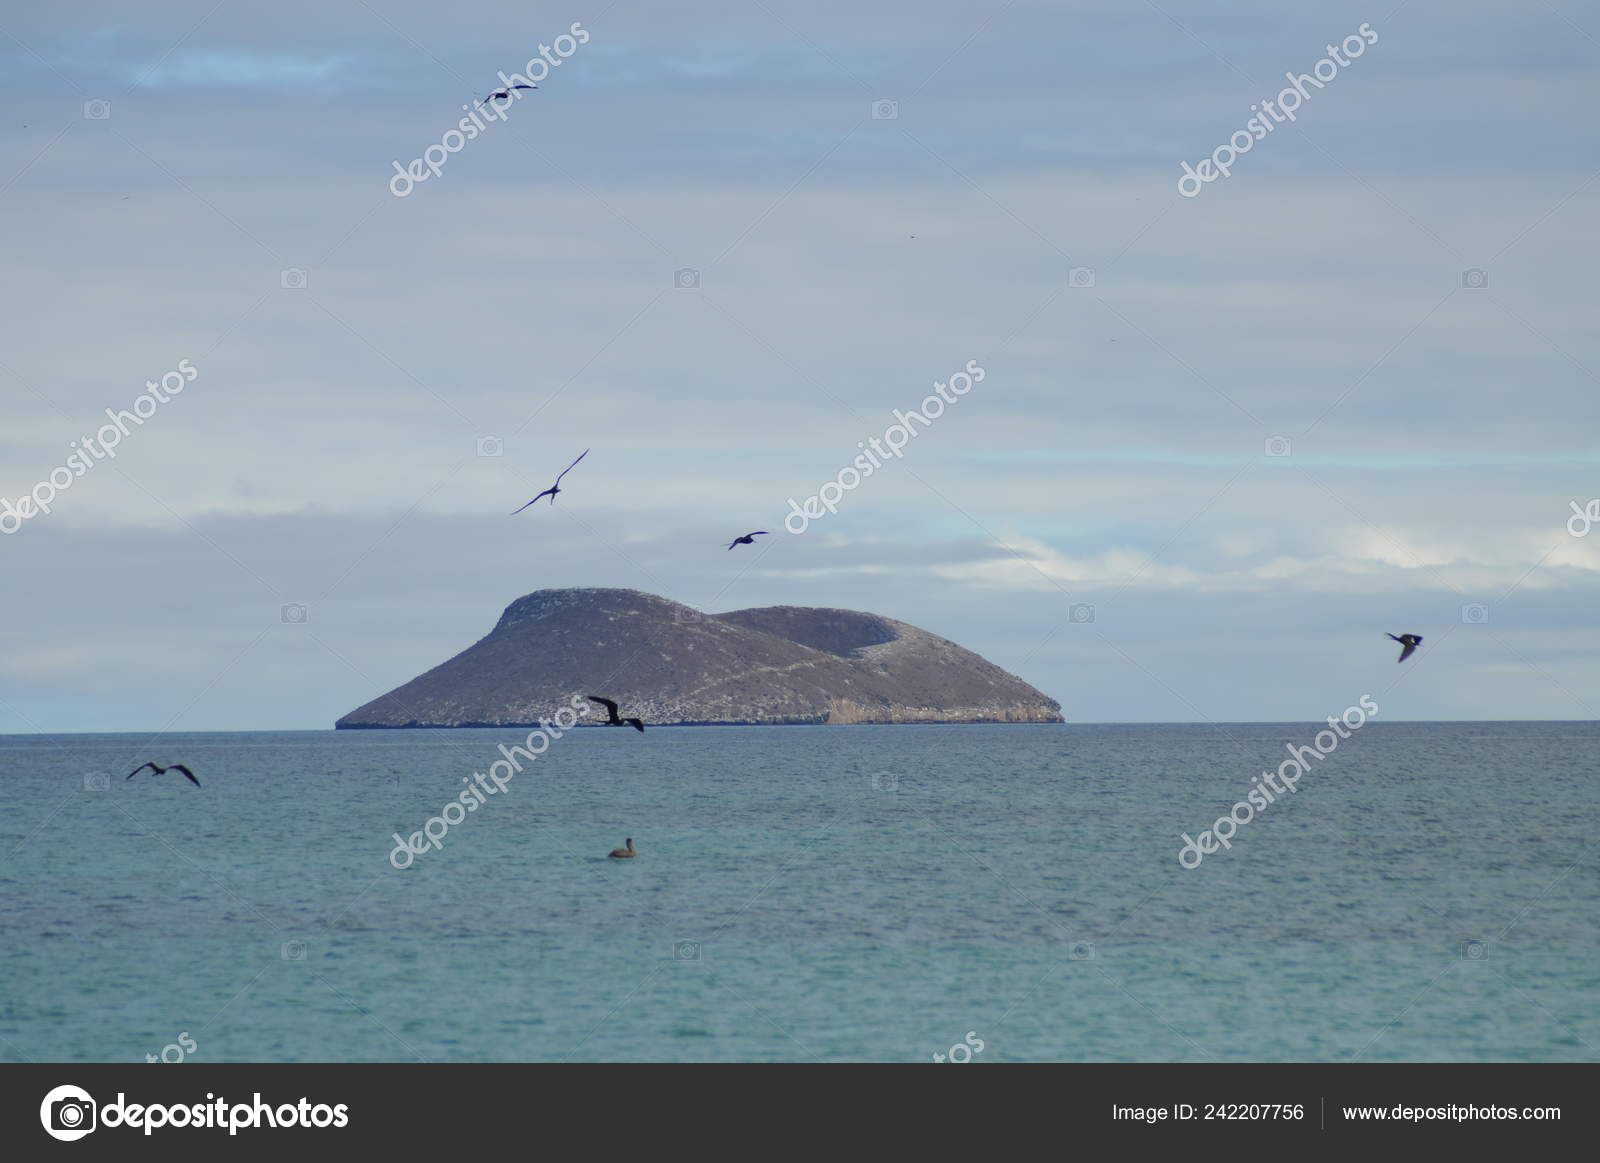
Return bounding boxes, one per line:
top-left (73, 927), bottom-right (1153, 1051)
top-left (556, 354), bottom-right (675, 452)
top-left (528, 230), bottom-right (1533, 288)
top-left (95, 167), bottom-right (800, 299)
top-left (512, 449), bottom-right (588, 513)
top-left (1387, 633), bottom-right (1423, 663)
top-left (608, 838), bottom-right (636, 859)
top-left (126, 761), bottom-right (201, 787)
top-left (586, 695), bottom-right (644, 732)
top-left (481, 83), bottom-right (536, 103)
top-left (726, 531), bottom-right (769, 550)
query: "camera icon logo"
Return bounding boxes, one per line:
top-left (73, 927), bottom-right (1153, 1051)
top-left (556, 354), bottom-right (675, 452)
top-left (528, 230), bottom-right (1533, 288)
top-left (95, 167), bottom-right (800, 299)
top-left (673, 940), bottom-right (701, 962)
top-left (280, 268), bottom-right (308, 290)
top-left (1460, 939), bottom-right (1489, 961)
top-left (83, 99), bottom-right (111, 120)
top-left (871, 772), bottom-right (900, 792)
top-left (672, 607), bottom-right (704, 624)
top-left (1068, 602), bottom-right (1095, 624)
top-left (477, 435), bottom-right (503, 457)
top-left (40, 1085), bottom-right (97, 1141)
top-left (871, 98), bottom-right (898, 120)
top-left (1265, 435), bottom-right (1292, 457)
top-left (83, 772), bottom-right (110, 792)
top-left (1461, 603), bottom-right (1490, 625)
top-left (281, 940), bottom-right (308, 961)
top-left (1068, 941), bottom-right (1097, 961)
top-left (281, 603), bottom-right (309, 624)
top-left (673, 267), bottom-right (700, 290)
top-left (1461, 268), bottom-right (1488, 290)
top-left (1068, 266), bottom-right (1096, 288)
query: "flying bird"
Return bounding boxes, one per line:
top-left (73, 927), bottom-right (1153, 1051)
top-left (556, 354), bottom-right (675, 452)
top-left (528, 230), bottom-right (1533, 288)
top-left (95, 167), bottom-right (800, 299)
top-left (126, 761), bottom-right (201, 787)
top-left (726, 531), bottom-right (769, 550)
top-left (608, 838), bottom-right (636, 859)
top-left (512, 449), bottom-right (588, 513)
top-left (481, 83), bottom-right (536, 103)
top-left (586, 695), bottom-right (644, 732)
top-left (1387, 633), bottom-right (1423, 663)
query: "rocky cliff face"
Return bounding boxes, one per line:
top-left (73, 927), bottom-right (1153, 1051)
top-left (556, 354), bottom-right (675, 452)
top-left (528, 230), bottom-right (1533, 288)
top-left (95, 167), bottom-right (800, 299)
top-left (334, 588), bottom-right (1062, 728)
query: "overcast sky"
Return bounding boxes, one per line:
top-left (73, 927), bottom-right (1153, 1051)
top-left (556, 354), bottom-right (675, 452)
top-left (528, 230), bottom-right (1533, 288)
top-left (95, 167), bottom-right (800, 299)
top-left (2, 0), bottom-right (1597, 731)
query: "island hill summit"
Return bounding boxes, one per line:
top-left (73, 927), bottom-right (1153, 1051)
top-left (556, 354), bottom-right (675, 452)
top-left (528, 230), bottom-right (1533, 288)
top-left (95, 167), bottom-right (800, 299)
top-left (336, 588), bottom-right (1062, 728)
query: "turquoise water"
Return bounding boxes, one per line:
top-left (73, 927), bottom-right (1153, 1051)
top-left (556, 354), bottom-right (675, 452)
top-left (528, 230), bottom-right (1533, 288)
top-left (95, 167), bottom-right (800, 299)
top-left (1, 722), bottom-right (1595, 1062)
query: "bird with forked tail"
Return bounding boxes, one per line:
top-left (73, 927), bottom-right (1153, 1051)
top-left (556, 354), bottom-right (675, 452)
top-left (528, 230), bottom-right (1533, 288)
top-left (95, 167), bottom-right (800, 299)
top-left (587, 695), bottom-right (644, 732)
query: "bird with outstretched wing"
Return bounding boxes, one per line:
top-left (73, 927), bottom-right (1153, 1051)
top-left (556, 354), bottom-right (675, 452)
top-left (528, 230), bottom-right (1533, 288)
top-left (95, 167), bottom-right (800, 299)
top-left (1387, 633), bottom-right (1423, 663)
top-left (512, 449), bottom-right (589, 514)
top-left (126, 761), bottom-right (201, 787)
top-left (586, 694), bottom-right (645, 732)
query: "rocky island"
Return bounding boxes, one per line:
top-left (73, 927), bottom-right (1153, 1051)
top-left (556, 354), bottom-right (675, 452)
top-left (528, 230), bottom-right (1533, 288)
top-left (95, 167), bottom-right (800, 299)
top-left (335, 587), bottom-right (1062, 728)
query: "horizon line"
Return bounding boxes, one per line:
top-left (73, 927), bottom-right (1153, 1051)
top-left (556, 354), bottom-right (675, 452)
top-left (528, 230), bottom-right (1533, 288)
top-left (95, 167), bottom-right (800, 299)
top-left (1, 717), bottom-right (1595, 738)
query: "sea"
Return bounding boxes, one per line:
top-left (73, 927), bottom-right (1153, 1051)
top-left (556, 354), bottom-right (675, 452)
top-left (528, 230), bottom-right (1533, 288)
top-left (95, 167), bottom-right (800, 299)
top-left (1, 722), bottom-right (1595, 1062)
